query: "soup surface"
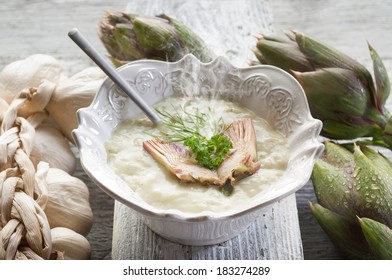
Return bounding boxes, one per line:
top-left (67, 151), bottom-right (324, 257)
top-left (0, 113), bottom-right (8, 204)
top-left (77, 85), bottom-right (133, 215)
top-left (105, 96), bottom-right (289, 213)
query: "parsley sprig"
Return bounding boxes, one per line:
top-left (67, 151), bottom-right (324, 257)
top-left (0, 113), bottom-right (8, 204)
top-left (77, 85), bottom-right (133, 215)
top-left (156, 106), bottom-right (232, 170)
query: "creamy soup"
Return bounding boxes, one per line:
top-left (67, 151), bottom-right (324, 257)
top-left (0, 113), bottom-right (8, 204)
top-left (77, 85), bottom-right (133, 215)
top-left (105, 96), bottom-right (289, 213)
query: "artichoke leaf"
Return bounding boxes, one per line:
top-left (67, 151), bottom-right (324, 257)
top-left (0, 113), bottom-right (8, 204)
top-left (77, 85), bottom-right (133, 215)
top-left (353, 145), bottom-right (392, 228)
top-left (359, 217), bottom-right (392, 260)
top-left (310, 202), bottom-right (371, 259)
top-left (369, 43), bottom-right (391, 108)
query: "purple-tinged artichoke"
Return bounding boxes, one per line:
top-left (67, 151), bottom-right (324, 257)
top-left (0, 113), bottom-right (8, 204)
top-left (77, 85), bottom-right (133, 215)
top-left (254, 31), bottom-right (392, 149)
top-left (99, 12), bottom-right (215, 67)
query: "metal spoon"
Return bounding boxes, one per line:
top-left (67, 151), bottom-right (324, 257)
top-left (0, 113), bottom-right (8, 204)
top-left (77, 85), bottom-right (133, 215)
top-left (68, 28), bottom-right (161, 125)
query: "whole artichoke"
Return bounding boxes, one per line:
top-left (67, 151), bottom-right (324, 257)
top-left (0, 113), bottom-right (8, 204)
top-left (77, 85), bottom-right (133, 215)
top-left (311, 141), bottom-right (392, 259)
top-left (99, 12), bottom-right (215, 67)
top-left (254, 31), bottom-right (392, 149)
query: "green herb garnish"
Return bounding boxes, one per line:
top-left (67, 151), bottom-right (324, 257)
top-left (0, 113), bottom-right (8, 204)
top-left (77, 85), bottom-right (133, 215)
top-left (156, 106), bottom-right (232, 170)
top-left (183, 134), bottom-right (232, 170)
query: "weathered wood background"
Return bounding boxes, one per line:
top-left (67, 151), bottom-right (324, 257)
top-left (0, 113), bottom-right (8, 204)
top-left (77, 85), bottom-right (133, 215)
top-left (1, 0), bottom-right (391, 260)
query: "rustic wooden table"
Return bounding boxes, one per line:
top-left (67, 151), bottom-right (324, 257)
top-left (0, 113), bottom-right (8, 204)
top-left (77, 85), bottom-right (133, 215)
top-left (1, 0), bottom-right (391, 260)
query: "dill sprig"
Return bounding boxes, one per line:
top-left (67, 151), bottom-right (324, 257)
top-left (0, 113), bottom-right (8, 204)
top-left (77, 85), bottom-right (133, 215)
top-left (155, 106), bottom-right (232, 170)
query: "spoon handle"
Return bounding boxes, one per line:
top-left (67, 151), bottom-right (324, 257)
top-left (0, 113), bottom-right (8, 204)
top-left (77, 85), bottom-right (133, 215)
top-left (68, 28), bottom-right (161, 125)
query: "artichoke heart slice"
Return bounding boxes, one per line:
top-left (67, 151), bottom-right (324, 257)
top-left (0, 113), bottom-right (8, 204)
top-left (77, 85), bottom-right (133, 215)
top-left (143, 118), bottom-right (260, 188)
top-left (143, 138), bottom-right (222, 185)
top-left (218, 118), bottom-right (261, 185)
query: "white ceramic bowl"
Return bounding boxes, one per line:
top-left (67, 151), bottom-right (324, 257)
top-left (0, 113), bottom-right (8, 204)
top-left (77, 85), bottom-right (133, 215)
top-left (73, 54), bottom-right (324, 246)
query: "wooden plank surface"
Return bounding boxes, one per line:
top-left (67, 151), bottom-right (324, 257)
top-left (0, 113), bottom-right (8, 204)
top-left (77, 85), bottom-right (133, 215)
top-left (113, 199), bottom-right (303, 260)
top-left (2, 0), bottom-right (391, 260)
top-left (110, 0), bottom-right (303, 260)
